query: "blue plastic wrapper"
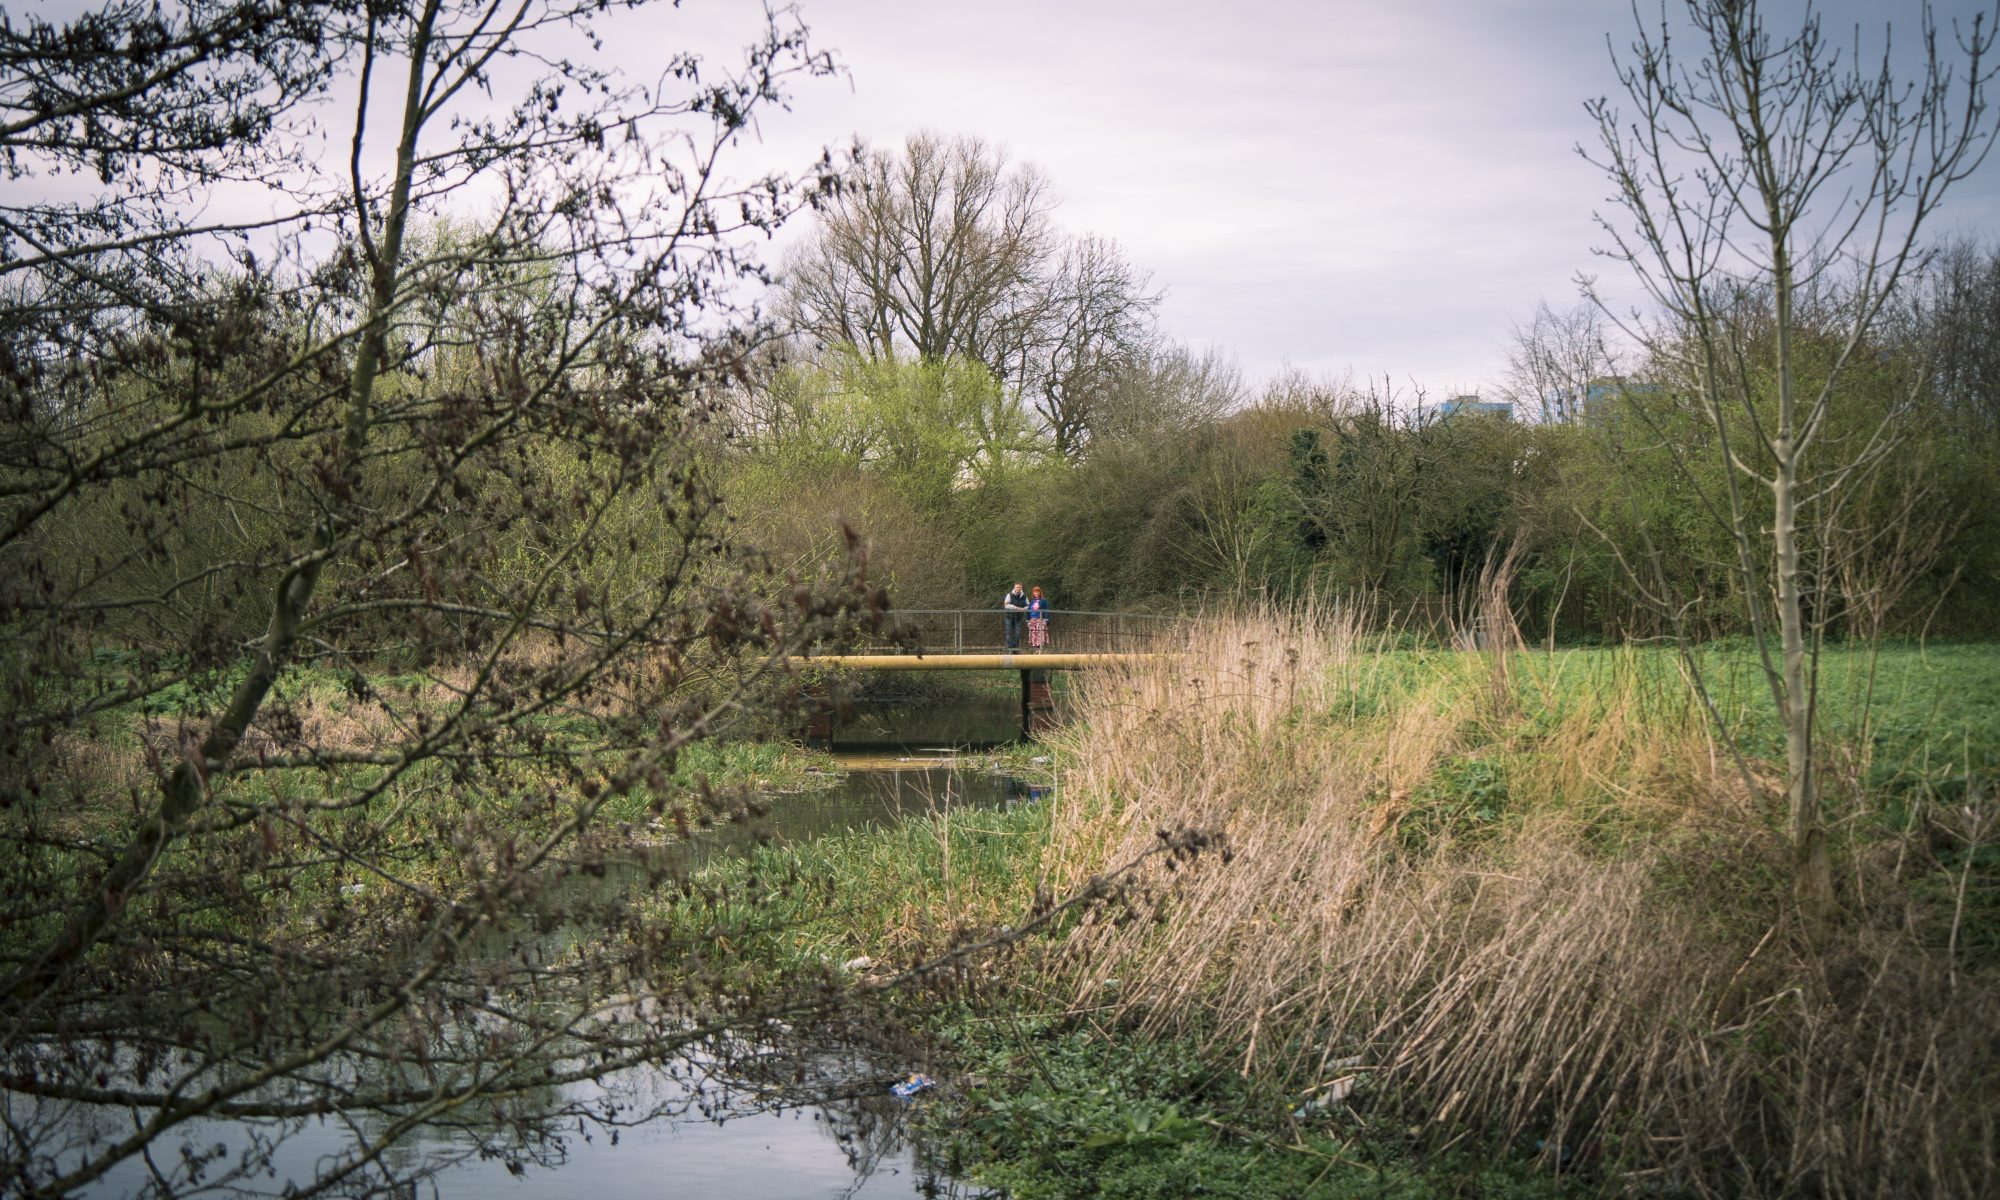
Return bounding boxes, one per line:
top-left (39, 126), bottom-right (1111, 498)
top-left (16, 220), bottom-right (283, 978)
top-left (890, 1073), bottom-right (934, 1099)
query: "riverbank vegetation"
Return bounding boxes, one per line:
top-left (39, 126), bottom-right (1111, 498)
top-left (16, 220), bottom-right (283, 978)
top-left (677, 612), bottom-right (1998, 1197)
top-left (0, 2), bottom-right (902, 1193)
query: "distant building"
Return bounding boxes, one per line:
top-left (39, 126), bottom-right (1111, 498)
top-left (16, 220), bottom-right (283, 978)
top-left (1575, 376), bottom-right (1666, 421)
top-left (1437, 394), bottom-right (1512, 419)
top-left (1582, 377), bottom-right (1628, 414)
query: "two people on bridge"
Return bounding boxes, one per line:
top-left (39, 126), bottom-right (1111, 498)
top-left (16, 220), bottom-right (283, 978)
top-left (1002, 583), bottom-right (1052, 651)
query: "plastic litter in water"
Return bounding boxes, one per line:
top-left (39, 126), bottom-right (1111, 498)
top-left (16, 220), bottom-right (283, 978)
top-left (889, 1073), bottom-right (934, 1099)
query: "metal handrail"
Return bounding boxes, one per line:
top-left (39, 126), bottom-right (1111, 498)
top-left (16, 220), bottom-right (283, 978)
top-left (826, 608), bottom-right (1188, 656)
top-left (886, 608), bottom-right (1183, 620)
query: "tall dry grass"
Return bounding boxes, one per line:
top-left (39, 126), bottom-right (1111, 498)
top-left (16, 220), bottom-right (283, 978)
top-left (1035, 604), bottom-right (1998, 1198)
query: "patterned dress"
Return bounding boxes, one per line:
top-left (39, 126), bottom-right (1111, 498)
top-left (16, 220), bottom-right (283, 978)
top-left (1026, 597), bottom-right (1050, 649)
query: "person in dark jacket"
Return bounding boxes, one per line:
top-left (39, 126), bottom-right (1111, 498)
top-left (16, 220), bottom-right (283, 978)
top-left (1002, 583), bottom-right (1028, 649)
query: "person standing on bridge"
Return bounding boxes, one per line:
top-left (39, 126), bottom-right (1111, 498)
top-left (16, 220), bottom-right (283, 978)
top-left (1002, 582), bottom-right (1028, 650)
top-left (1027, 586), bottom-right (1051, 651)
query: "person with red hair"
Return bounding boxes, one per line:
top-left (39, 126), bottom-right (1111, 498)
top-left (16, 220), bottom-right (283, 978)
top-left (1026, 586), bottom-right (1051, 650)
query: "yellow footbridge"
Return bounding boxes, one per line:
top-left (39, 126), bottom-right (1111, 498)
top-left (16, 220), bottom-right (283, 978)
top-left (789, 652), bottom-right (1161, 671)
top-left (788, 609), bottom-right (1182, 739)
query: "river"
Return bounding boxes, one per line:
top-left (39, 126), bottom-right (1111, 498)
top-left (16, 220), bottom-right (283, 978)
top-left (60, 688), bottom-right (1032, 1199)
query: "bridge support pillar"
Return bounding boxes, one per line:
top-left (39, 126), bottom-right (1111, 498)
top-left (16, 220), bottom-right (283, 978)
top-left (1020, 669), bottom-right (1055, 739)
top-left (803, 684), bottom-right (833, 748)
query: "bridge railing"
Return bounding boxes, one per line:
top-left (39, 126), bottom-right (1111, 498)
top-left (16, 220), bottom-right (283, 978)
top-left (845, 609), bottom-right (1186, 655)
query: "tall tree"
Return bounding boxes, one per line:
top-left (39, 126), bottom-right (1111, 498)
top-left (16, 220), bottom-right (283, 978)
top-left (780, 132), bottom-right (1158, 456)
top-left (1031, 234), bottom-right (1159, 459)
top-left (782, 131), bottom-right (1056, 369)
top-left (1585, 0), bottom-right (1998, 918)
top-left (0, 3), bottom-right (890, 1194)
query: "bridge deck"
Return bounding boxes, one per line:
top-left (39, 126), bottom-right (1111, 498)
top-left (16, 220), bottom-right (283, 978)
top-left (789, 652), bottom-right (1163, 671)
top-left (844, 609), bottom-right (1185, 657)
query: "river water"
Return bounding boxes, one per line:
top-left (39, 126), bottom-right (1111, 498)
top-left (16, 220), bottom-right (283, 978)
top-left (64, 689), bottom-right (1031, 1199)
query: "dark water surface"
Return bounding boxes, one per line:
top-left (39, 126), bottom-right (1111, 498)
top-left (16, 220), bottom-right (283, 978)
top-left (69, 694), bottom-right (1029, 1198)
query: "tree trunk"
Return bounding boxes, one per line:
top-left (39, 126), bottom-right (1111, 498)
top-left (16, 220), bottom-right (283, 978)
top-left (1773, 448), bottom-right (1835, 921)
top-left (1771, 260), bottom-right (1834, 923)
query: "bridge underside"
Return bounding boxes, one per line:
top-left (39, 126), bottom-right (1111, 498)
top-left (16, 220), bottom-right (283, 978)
top-left (791, 653), bottom-right (1164, 742)
top-left (788, 653), bottom-right (1160, 671)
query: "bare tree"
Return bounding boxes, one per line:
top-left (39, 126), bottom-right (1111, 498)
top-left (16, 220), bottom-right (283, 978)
top-left (780, 132), bottom-right (1159, 456)
top-left (1503, 299), bottom-right (1618, 422)
top-left (1093, 341), bottom-right (1243, 442)
top-left (1031, 234), bottom-right (1160, 459)
top-left (0, 2), bottom-right (934, 1194)
top-left (781, 131), bottom-right (1056, 370)
top-left (1910, 236), bottom-right (2000, 436)
top-left (1584, 0), bottom-right (1998, 918)
top-left (1177, 419), bottom-right (1281, 599)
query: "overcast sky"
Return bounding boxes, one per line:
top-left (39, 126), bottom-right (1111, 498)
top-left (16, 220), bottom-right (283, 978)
top-left (644, 0), bottom-right (2000, 399)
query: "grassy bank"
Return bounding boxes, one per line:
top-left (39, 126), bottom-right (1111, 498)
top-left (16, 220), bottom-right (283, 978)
top-left (669, 618), bottom-right (1998, 1198)
top-left (13, 656), bottom-right (842, 960)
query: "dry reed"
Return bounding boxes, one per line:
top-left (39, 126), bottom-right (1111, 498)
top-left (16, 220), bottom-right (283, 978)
top-left (1033, 603), bottom-right (1998, 1198)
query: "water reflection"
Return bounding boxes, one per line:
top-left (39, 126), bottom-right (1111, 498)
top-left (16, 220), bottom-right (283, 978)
top-left (828, 688), bottom-right (1026, 753)
top-left (73, 1039), bottom-right (991, 1199)
top-left (58, 696), bottom-right (1030, 1199)
top-left (729, 690), bottom-right (1034, 852)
